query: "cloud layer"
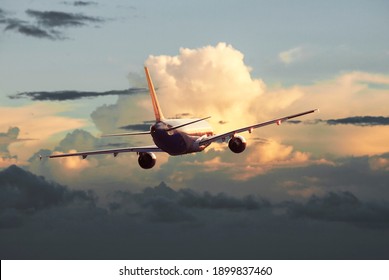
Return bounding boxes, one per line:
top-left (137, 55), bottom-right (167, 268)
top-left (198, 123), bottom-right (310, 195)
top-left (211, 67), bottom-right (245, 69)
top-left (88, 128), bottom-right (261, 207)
top-left (1, 166), bottom-right (389, 259)
top-left (0, 165), bottom-right (95, 229)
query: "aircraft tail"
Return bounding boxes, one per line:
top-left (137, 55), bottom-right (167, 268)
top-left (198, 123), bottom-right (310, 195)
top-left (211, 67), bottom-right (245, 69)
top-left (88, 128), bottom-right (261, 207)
top-left (144, 67), bottom-right (165, 122)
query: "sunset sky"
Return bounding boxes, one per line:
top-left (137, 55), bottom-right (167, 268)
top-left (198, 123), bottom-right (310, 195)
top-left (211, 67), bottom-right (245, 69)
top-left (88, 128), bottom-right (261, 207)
top-left (1, 0), bottom-right (389, 259)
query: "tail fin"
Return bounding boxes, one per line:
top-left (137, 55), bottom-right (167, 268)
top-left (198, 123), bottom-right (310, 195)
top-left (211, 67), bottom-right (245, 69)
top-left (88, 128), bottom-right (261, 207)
top-left (144, 66), bottom-right (165, 122)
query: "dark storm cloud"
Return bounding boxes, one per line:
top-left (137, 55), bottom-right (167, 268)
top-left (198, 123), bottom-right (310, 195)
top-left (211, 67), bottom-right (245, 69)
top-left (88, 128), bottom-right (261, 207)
top-left (25, 9), bottom-right (103, 28)
top-left (112, 182), bottom-right (271, 214)
top-left (109, 182), bottom-right (270, 223)
top-left (286, 191), bottom-right (389, 229)
top-left (10, 88), bottom-right (147, 101)
top-left (0, 165), bottom-right (94, 229)
top-left (178, 189), bottom-right (270, 210)
top-left (1, 171), bottom-right (389, 259)
top-left (288, 116), bottom-right (389, 126)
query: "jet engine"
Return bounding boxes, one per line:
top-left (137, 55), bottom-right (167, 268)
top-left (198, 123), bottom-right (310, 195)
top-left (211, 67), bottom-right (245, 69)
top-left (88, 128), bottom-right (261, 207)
top-left (228, 135), bottom-right (247, 153)
top-left (138, 152), bottom-right (157, 169)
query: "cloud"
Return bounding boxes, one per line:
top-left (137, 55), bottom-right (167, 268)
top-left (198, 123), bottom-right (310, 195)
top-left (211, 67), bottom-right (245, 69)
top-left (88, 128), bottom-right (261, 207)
top-left (178, 189), bottom-right (270, 210)
top-left (326, 116), bottom-right (389, 126)
top-left (9, 88), bottom-right (147, 101)
top-left (25, 9), bottom-right (103, 28)
top-left (1, 173), bottom-right (389, 259)
top-left (145, 43), bottom-right (265, 127)
top-left (289, 116), bottom-right (389, 126)
top-left (90, 94), bottom-right (154, 134)
top-left (0, 127), bottom-right (36, 168)
top-left (62, 1), bottom-right (98, 7)
top-left (29, 130), bottom-right (101, 184)
top-left (287, 191), bottom-right (389, 229)
top-left (1, 9), bottom-right (56, 39)
top-left (0, 165), bottom-right (94, 229)
top-left (1, 8), bottom-right (104, 40)
top-left (279, 47), bottom-right (304, 65)
top-left (0, 103), bottom-right (86, 166)
top-left (4, 19), bottom-right (60, 39)
top-left (0, 127), bottom-right (20, 155)
top-left (273, 71), bottom-right (389, 156)
top-left (369, 154), bottom-right (389, 171)
top-left (119, 123), bottom-right (152, 131)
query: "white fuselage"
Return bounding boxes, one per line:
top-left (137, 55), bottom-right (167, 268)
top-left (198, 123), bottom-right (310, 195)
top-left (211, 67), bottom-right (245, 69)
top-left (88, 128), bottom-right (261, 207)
top-left (151, 119), bottom-right (214, 155)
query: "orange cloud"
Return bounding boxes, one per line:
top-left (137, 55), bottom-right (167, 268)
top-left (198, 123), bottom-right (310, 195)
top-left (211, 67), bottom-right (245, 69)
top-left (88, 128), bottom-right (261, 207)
top-left (1, 103), bottom-right (86, 166)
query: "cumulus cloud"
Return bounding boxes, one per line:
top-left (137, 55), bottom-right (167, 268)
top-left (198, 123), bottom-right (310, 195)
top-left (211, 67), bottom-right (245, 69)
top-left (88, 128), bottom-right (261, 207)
top-left (28, 129), bottom-right (164, 190)
top-left (369, 154), bottom-right (389, 171)
top-left (0, 127), bottom-right (36, 168)
top-left (29, 130), bottom-right (101, 184)
top-left (271, 71), bottom-right (389, 156)
top-left (0, 103), bottom-right (86, 166)
top-left (143, 43), bottom-right (305, 132)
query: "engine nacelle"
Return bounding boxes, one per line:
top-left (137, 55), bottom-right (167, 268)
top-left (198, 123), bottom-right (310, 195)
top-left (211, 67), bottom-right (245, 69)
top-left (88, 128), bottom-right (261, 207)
top-left (138, 152), bottom-right (157, 169)
top-left (228, 135), bottom-right (247, 153)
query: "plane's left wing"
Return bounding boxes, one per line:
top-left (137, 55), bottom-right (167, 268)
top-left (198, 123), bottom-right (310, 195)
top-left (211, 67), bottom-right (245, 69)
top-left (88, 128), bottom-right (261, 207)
top-left (47, 145), bottom-right (163, 159)
top-left (200, 109), bottom-right (318, 146)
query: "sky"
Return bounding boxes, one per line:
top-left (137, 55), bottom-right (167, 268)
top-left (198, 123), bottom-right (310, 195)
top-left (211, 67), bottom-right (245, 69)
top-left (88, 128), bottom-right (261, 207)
top-left (1, 0), bottom-right (389, 259)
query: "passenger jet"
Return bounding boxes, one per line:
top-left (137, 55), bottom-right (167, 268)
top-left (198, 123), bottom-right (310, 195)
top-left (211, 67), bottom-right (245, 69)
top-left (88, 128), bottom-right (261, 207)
top-left (48, 67), bottom-right (318, 169)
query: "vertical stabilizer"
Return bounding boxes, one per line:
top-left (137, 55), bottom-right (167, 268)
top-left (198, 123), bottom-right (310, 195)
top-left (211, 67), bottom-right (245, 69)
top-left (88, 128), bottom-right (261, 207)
top-left (144, 66), bottom-right (165, 122)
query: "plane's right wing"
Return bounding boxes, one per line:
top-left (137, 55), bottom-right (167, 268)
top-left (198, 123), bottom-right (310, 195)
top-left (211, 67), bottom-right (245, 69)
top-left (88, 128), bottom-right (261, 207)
top-left (200, 109), bottom-right (318, 146)
top-left (47, 145), bottom-right (163, 159)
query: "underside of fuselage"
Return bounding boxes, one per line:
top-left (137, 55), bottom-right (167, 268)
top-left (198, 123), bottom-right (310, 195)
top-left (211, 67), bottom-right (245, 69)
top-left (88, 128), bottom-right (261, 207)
top-left (151, 119), bottom-right (214, 155)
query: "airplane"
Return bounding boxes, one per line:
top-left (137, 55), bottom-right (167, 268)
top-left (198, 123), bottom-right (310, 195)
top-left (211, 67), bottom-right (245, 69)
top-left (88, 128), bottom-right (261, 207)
top-left (48, 67), bottom-right (318, 169)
